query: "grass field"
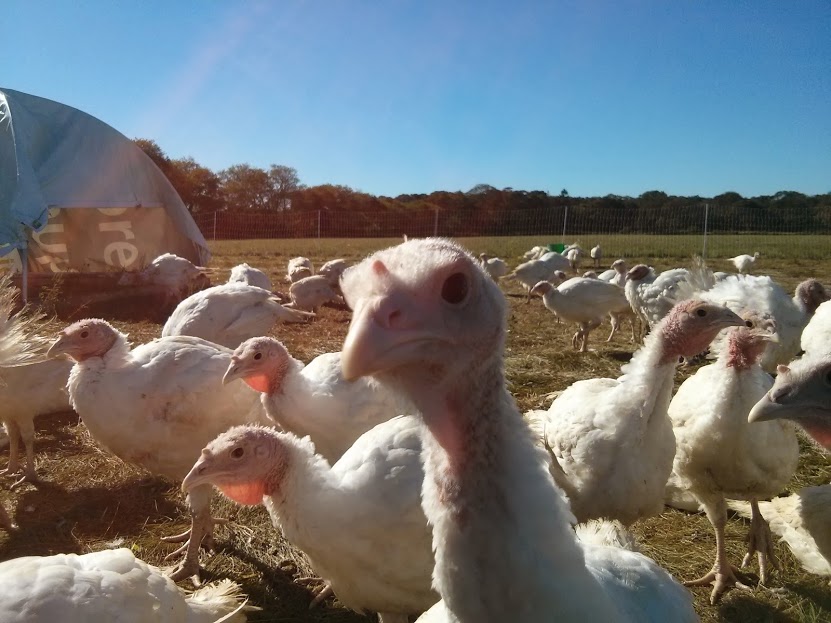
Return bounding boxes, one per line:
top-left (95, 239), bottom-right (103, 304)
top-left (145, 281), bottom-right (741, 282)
top-left (1, 235), bottom-right (828, 622)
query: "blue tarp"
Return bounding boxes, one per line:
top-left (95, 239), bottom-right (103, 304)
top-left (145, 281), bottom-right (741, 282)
top-left (0, 88), bottom-right (209, 268)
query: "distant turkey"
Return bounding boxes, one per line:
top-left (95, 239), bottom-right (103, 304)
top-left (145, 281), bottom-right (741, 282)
top-left (729, 252), bottom-right (760, 274)
top-left (286, 275), bottom-right (342, 312)
top-left (478, 253), bottom-right (509, 281)
top-left (286, 256), bottom-right (313, 283)
top-left (162, 283), bottom-right (313, 349)
top-left (228, 262), bottom-right (272, 290)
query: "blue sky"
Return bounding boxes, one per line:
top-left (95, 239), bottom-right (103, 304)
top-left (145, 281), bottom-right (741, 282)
top-left (4, 1), bottom-right (830, 198)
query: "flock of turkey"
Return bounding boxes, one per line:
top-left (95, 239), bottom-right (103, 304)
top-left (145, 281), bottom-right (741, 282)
top-left (0, 238), bottom-right (828, 622)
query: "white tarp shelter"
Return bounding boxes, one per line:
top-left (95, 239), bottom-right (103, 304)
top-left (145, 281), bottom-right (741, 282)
top-left (0, 87), bottom-right (210, 284)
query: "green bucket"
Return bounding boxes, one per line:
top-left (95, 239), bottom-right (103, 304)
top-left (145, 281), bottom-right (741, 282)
top-left (547, 243), bottom-right (566, 253)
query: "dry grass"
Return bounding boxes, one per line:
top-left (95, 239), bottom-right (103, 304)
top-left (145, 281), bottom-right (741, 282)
top-left (0, 235), bottom-right (828, 622)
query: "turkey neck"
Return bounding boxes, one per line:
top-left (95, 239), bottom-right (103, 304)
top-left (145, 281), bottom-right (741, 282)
top-left (416, 351), bottom-right (617, 622)
top-left (262, 357), bottom-right (314, 431)
top-left (618, 328), bottom-right (679, 429)
top-left (260, 436), bottom-right (342, 544)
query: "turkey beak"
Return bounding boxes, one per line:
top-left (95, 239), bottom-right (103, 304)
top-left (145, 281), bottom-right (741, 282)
top-left (748, 368), bottom-right (797, 423)
top-left (715, 308), bottom-right (744, 330)
top-left (222, 357), bottom-right (245, 385)
top-left (182, 453), bottom-right (214, 493)
top-left (748, 388), bottom-right (792, 423)
top-left (46, 334), bottom-right (69, 359)
top-left (754, 318), bottom-right (779, 343)
top-left (341, 292), bottom-right (441, 381)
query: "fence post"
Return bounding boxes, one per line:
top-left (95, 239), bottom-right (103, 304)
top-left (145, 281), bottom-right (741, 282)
top-left (561, 205), bottom-right (569, 243)
top-left (433, 209), bottom-right (439, 237)
top-left (317, 210), bottom-right (321, 239)
top-left (702, 203), bottom-right (709, 259)
top-left (212, 211), bottom-right (217, 241)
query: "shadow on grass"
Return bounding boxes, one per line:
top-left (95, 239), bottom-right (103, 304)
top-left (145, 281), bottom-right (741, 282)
top-left (785, 581), bottom-right (831, 616)
top-left (211, 534), bottom-right (371, 622)
top-left (0, 476), bottom-right (183, 559)
top-left (718, 593), bottom-right (791, 623)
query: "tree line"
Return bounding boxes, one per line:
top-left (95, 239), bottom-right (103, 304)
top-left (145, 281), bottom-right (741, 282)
top-left (135, 139), bottom-right (831, 235)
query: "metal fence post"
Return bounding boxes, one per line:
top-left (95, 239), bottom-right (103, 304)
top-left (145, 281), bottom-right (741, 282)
top-left (317, 210), bottom-right (321, 239)
top-left (561, 205), bottom-right (569, 243)
top-left (433, 209), bottom-right (439, 237)
top-left (212, 211), bottom-right (217, 241)
top-left (702, 203), bottom-right (709, 259)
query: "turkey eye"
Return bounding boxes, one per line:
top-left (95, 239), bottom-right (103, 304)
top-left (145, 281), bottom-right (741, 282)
top-left (745, 320), bottom-right (753, 328)
top-left (80, 330), bottom-right (89, 338)
top-left (254, 353), bottom-right (263, 361)
top-left (696, 309), bottom-right (706, 317)
top-left (231, 447), bottom-right (245, 459)
top-left (441, 273), bottom-right (469, 304)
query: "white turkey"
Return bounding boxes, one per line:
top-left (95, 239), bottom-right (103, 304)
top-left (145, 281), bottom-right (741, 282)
top-left (286, 256), bottom-right (313, 283)
top-left (748, 303), bottom-right (831, 451)
top-left (668, 315), bottom-right (798, 603)
top-left (743, 305), bottom-right (831, 585)
top-left (183, 417), bottom-right (437, 623)
top-left (339, 238), bottom-right (698, 623)
top-left (162, 283), bottom-right (313, 349)
top-left (729, 252), bottom-right (760, 274)
top-left (701, 275), bottom-right (828, 373)
top-left (526, 299), bottom-right (743, 525)
top-left (318, 258), bottom-right (349, 288)
top-left (0, 276), bottom-right (72, 488)
top-left (46, 319), bottom-right (270, 582)
top-left (566, 245), bottom-right (583, 272)
top-left (598, 259), bottom-right (636, 340)
top-left (530, 277), bottom-right (630, 352)
top-left (137, 253), bottom-right (211, 298)
top-left (227, 262), bottom-right (271, 290)
top-left (729, 485), bottom-right (830, 586)
top-left (597, 260), bottom-right (636, 341)
top-left (223, 336), bottom-right (414, 464)
top-left (0, 548), bottom-right (252, 622)
top-left (0, 356), bottom-right (72, 489)
top-left (798, 299), bottom-right (831, 355)
top-left (503, 252), bottom-right (571, 302)
top-left (598, 258), bottom-right (628, 285)
top-left (625, 264), bottom-right (692, 339)
top-left (748, 353), bottom-right (831, 451)
top-left (590, 244), bottom-right (602, 267)
top-left (478, 253), bottom-right (508, 281)
top-left (286, 275), bottom-right (342, 312)
top-left (522, 245), bottom-right (547, 260)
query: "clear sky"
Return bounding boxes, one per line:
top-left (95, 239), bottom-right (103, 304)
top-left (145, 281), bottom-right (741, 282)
top-left (3, 1), bottom-right (830, 198)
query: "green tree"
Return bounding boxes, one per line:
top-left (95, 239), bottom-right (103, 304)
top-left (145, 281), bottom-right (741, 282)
top-left (268, 165), bottom-right (304, 210)
top-left (219, 164), bottom-right (274, 211)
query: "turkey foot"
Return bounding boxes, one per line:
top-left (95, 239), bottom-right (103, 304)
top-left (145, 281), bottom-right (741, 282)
top-left (741, 500), bottom-right (779, 585)
top-left (685, 563), bottom-right (751, 605)
top-left (293, 578), bottom-right (334, 609)
top-left (165, 515), bottom-right (227, 584)
top-left (9, 467), bottom-right (38, 490)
